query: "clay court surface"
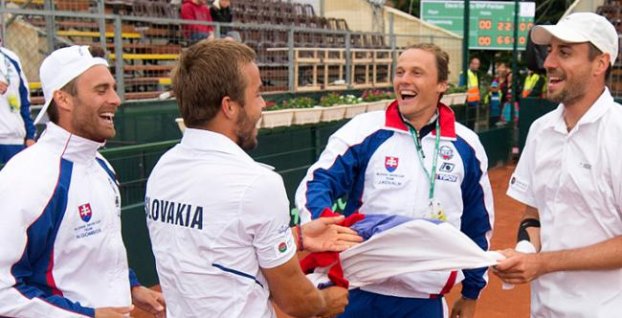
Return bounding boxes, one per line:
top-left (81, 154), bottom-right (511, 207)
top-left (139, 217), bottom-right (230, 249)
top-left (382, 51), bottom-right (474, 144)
top-left (134, 164), bottom-right (530, 318)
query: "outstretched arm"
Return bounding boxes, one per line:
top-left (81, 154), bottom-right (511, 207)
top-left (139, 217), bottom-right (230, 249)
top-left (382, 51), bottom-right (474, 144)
top-left (263, 256), bottom-right (348, 317)
top-left (296, 215), bottom-right (363, 253)
top-left (494, 235), bottom-right (622, 285)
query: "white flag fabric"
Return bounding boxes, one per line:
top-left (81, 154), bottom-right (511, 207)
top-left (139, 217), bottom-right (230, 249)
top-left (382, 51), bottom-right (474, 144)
top-left (307, 218), bottom-right (503, 289)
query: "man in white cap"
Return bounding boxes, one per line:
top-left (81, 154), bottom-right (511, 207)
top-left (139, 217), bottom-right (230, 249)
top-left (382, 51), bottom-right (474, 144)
top-left (0, 45), bottom-right (165, 317)
top-left (0, 37), bottom-right (36, 165)
top-left (494, 12), bottom-right (622, 317)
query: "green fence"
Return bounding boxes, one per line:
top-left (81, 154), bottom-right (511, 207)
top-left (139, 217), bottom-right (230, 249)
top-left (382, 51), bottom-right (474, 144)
top-left (517, 97), bottom-right (558, 152)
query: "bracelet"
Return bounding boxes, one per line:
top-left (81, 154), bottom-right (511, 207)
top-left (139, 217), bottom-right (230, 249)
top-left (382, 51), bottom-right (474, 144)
top-left (296, 224), bottom-right (304, 251)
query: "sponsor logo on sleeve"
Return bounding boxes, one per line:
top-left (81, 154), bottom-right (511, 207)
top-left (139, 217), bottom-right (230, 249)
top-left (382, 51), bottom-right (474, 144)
top-left (278, 242), bottom-right (288, 253)
top-left (277, 224), bottom-right (290, 234)
top-left (510, 176), bottom-right (529, 192)
top-left (274, 234), bottom-right (295, 257)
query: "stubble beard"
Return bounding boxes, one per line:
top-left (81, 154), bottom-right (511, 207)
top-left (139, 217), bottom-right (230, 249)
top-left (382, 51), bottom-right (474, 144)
top-left (235, 106), bottom-right (258, 151)
top-left (545, 69), bottom-right (585, 105)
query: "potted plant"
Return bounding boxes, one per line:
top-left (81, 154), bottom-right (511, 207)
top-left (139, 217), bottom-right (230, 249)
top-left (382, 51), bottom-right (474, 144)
top-left (284, 97), bottom-right (323, 125)
top-left (339, 94), bottom-right (367, 119)
top-left (262, 101), bottom-right (294, 129)
top-left (361, 89), bottom-right (394, 111)
top-left (444, 85), bottom-right (468, 105)
top-left (319, 92), bottom-right (347, 122)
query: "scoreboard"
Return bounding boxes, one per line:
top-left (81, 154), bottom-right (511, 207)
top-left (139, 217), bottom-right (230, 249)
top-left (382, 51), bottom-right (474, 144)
top-left (420, 0), bottom-right (536, 50)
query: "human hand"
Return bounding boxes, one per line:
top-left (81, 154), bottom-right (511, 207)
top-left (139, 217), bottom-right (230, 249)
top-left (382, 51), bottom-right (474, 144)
top-left (450, 297), bottom-right (476, 318)
top-left (94, 306), bottom-right (133, 318)
top-left (0, 81), bottom-right (7, 94)
top-left (317, 286), bottom-right (349, 318)
top-left (492, 249), bottom-right (544, 285)
top-left (131, 286), bottom-right (166, 317)
top-left (25, 139), bottom-right (35, 147)
top-left (302, 216), bottom-right (363, 252)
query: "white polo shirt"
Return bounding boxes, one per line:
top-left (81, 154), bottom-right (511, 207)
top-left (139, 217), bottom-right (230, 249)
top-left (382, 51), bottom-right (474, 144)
top-left (508, 88), bottom-right (622, 317)
top-left (146, 128), bottom-right (296, 318)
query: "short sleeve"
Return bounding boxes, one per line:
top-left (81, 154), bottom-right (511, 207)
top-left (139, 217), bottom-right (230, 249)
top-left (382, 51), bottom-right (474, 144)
top-left (241, 170), bottom-right (296, 269)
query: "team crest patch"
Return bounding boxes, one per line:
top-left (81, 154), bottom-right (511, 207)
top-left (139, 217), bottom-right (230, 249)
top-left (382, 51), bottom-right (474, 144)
top-left (78, 203), bottom-right (93, 222)
top-left (278, 242), bottom-right (288, 253)
top-left (439, 146), bottom-right (454, 160)
top-left (385, 156), bottom-right (399, 172)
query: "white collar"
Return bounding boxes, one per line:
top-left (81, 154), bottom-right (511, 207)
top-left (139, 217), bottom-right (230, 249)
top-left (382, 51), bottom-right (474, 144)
top-left (545, 88), bottom-right (614, 134)
top-left (39, 122), bottom-right (105, 163)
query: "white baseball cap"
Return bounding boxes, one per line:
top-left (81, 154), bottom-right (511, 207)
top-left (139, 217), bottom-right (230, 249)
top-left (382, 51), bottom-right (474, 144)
top-left (34, 45), bottom-right (109, 124)
top-left (531, 12), bottom-right (619, 66)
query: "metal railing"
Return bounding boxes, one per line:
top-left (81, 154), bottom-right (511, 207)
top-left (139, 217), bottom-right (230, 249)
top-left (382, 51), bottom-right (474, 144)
top-left (0, 2), bottom-right (461, 103)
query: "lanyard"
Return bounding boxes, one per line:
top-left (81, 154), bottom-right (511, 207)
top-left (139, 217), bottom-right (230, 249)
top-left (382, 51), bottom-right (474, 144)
top-left (408, 118), bottom-right (441, 201)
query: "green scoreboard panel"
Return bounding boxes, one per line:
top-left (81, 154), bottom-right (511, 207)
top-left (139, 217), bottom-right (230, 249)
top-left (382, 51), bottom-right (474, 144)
top-left (421, 0), bottom-right (535, 50)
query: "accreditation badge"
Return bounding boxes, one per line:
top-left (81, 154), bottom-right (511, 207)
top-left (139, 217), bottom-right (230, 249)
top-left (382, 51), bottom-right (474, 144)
top-left (428, 200), bottom-right (447, 222)
top-left (7, 93), bottom-right (19, 112)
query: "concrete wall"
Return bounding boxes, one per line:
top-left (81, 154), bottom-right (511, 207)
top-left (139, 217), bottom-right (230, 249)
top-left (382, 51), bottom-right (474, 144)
top-left (384, 6), bottom-right (462, 84)
top-left (323, 0), bottom-right (463, 84)
top-left (323, 0), bottom-right (378, 32)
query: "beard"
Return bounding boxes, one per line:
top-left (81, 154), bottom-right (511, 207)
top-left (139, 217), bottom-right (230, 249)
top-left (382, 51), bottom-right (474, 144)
top-left (235, 105), bottom-right (258, 151)
top-left (546, 68), bottom-right (588, 105)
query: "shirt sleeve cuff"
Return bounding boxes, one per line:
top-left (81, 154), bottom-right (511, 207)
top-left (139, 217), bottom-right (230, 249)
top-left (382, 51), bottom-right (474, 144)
top-left (129, 268), bottom-right (141, 288)
top-left (506, 187), bottom-right (537, 208)
top-left (461, 285), bottom-right (482, 300)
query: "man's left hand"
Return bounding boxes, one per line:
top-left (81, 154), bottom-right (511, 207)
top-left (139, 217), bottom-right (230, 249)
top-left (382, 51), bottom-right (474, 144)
top-left (450, 297), bottom-right (477, 318)
top-left (302, 216), bottom-right (363, 253)
top-left (25, 139), bottom-right (35, 147)
top-left (131, 285), bottom-right (166, 318)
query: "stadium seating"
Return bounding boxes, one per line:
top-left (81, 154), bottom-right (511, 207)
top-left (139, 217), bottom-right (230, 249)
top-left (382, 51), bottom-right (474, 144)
top-left (8, 0), bottom-right (394, 101)
top-left (595, 0), bottom-right (622, 95)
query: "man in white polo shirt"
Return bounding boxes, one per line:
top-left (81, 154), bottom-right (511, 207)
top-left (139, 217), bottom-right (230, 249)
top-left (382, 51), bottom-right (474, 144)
top-left (146, 40), bottom-right (357, 317)
top-left (495, 12), bottom-right (622, 317)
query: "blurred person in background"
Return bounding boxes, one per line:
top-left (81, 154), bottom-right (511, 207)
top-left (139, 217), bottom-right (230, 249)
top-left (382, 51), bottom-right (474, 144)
top-left (484, 80), bottom-right (502, 127)
top-left (460, 57), bottom-right (481, 129)
top-left (521, 69), bottom-right (546, 99)
top-left (0, 38), bottom-right (35, 166)
top-left (465, 57), bottom-right (481, 108)
top-left (181, 0), bottom-right (215, 44)
top-left (210, 0), bottom-right (242, 42)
